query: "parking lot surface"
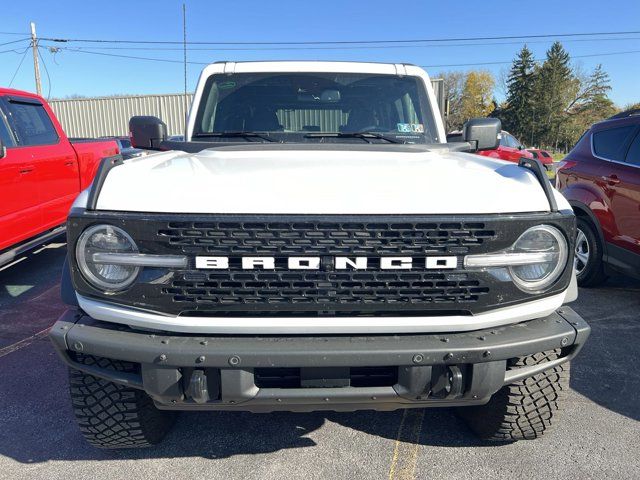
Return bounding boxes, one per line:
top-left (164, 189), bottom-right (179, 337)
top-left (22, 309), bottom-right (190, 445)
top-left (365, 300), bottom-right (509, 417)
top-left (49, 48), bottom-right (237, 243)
top-left (0, 243), bottom-right (638, 480)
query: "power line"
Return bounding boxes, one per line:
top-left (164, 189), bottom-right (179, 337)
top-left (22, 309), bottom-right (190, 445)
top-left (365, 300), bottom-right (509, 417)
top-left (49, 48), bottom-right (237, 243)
top-left (40, 30), bottom-right (640, 46)
top-left (39, 36), bottom-right (640, 52)
top-left (8, 48), bottom-right (29, 87)
top-left (0, 38), bottom-right (30, 47)
top-left (50, 46), bottom-right (208, 65)
top-left (421, 49), bottom-right (640, 68)
top-left (0, 47), bottom-right (30, 55)
top-left (54, 45), bottom-right (640, 68)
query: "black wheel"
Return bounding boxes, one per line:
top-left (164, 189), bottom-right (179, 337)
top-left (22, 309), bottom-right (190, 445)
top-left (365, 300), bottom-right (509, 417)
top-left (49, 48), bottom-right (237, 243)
top-left (68, 355), bottom-right (176, 449)
top-left (575, 216), bottom-right (607, 287)
top-left (458, 350), bottom-right (569, 442)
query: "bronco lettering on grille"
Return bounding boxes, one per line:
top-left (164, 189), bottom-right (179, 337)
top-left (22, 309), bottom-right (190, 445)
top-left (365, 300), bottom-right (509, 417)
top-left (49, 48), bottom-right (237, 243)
top-left (194, 256), bottom-right (458, 270)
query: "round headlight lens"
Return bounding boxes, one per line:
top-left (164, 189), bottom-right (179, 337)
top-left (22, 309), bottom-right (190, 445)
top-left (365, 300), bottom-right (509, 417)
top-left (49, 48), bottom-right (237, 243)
top-left (509, 225), bottom-right (568, 292)
top-left (76, 225), bottom-right (140, 292)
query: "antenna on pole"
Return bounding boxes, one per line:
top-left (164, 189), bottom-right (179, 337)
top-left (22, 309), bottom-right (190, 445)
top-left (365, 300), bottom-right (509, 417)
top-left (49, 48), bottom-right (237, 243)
top-left (30, 22), bottom-right (42, 96)
top-left (182, 3), bottom-right (188, 140)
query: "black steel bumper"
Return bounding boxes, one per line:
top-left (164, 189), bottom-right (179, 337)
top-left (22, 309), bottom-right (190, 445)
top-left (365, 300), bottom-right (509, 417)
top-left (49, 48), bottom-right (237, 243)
top-left (49, 308), bottom-right (590, 412)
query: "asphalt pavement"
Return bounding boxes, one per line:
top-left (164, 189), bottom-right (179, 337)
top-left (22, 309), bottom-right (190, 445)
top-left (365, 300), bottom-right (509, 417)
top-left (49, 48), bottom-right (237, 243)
top-left (0, 242), bottom-right (638, 480)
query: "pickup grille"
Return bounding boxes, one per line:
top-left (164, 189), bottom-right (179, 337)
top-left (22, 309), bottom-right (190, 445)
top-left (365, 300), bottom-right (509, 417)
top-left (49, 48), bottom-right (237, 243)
top-left (163, 271), bottom-right (490, 312)
top-left (157, 220), bottom-right (497, 255)
top-left (67, 213), bottom-right (575, 316)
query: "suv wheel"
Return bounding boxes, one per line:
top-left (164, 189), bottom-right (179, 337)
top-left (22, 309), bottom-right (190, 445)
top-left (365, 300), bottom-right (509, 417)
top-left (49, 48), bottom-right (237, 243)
top-left (68, 355), bottom-right (176, 449)
top-left (457, 350), bottom-right (569, 442)
top-left (575, 217), bottom-right (607, 287)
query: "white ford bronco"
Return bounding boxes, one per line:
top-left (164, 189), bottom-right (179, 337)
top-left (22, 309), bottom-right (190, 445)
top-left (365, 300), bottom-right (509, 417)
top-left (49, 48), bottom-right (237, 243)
top-left (50, 61), bottom-right (590, 448)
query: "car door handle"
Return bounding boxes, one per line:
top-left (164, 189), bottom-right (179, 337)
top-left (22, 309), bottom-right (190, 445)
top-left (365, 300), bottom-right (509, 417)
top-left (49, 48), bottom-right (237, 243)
top-left (19, 165), bottom-right (35, 174)
top-left (601, 175), bottom-right (621, 186)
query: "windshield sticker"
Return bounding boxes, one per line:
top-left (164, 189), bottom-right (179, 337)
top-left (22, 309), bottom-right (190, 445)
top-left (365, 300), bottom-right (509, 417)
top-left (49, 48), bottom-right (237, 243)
top-left (397, 123), bottom-right (424, 133)
top-left (218, 81), bottom-right (236, 90)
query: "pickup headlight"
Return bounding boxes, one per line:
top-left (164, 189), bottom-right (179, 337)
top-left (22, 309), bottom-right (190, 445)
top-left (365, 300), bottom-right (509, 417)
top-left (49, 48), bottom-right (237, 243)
top-left (76, 225), bottom-right (140, 292)
top-left (464, 225), bottom-right (568, 293)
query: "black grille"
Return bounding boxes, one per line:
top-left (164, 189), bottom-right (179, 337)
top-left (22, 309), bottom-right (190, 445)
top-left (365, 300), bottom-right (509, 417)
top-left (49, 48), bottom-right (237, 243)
top-left (157, 220), bottom-right (496, 255)
top-left (163, 271), bottom-right (489, 311)
top-left (67, 212), bottom-right (576, 316)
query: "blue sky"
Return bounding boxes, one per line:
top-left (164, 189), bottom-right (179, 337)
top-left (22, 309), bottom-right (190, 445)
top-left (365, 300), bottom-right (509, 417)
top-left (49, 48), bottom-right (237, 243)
top-left (2, 0), bottom-right (639, 106)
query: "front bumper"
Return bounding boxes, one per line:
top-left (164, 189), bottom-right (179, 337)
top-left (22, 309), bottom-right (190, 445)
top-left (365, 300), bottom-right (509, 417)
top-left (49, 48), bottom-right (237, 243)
top-left (50, 307), bottom-right (589, 412)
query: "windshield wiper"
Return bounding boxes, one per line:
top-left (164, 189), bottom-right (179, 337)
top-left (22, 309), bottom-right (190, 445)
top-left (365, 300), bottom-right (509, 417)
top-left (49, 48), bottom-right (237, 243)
top-left (304, 132), bottom-right (402, 144)
top-left (193, 131), bottom-right (277, 142)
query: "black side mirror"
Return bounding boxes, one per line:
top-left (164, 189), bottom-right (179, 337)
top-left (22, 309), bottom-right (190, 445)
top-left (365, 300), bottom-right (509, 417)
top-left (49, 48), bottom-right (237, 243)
top-left (463, 118), bottom-right (501, 151)
top-left (129, 116), bottom-right (167, 149)
top-left (0, 139), bottom-right (5, 159)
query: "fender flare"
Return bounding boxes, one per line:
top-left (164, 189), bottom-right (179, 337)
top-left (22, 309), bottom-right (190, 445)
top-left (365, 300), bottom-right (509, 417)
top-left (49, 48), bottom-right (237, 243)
top-left (568, 200), bottom-right (607, 256)
top-left (60, 255), bottom-right (79, 307)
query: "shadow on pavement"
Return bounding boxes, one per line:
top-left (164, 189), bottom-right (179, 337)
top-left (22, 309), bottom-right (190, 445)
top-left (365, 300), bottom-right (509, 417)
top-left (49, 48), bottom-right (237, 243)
top-left (568, 275), bottom-right (640, 423)
top-left (0, 241), bottom-right (67, 307)
top-left (0, 242), bottom-right (68, 347)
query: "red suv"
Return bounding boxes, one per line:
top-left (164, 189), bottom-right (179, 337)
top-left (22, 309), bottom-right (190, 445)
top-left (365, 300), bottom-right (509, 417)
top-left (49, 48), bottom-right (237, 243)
top-left (476, 130), bottom-right (534, 162)
top-left (557, 110), bottom-right (640, 286)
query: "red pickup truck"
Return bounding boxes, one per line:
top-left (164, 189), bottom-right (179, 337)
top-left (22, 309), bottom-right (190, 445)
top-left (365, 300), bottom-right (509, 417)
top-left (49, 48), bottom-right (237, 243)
top-left (0, 88), bottom-right (118, 265)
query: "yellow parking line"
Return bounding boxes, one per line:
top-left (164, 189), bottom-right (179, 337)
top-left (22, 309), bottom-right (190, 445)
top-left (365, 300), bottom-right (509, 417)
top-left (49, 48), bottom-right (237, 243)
top-left (0, 328), bottom-right (50, 358)
top-left (388, 409), bottom-right (425, 480)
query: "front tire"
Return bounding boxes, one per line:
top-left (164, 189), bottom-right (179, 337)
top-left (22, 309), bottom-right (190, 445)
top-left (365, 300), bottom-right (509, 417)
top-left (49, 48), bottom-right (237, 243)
top-left (575, 217), bottom-right (607, 287)
top-left (458, 350), bottom-right (569, 442)
top-left (68, 355), bottom-right (176, 449)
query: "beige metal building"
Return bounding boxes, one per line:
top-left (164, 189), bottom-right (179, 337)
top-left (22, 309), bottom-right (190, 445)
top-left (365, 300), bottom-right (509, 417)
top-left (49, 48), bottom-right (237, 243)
top-left (49, 93), bottom-right (193, 138)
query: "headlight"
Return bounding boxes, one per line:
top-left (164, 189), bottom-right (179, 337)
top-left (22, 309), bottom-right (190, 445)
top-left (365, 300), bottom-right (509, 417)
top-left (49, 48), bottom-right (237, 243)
top-left (509, 226), bottom-right (568, 292)
top-left (465, 225), bottom-right (568, 293)
top-left (76, 225), bottom-right (140, 292)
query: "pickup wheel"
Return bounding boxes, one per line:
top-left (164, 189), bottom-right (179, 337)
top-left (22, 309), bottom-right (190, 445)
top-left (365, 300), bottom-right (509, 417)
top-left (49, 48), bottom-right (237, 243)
top-left (575, 217), bottom-right (607, 287)
top-left (457, 350), bottom-right (569, 442)
top-left (68, 355), bottom-right (176, 449)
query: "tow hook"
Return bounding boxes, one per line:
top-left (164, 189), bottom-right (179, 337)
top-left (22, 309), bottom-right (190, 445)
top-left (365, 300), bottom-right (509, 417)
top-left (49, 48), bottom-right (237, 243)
top-left (445, 366), bottom-right (464, 399)
top-left (430, 365), bottom-right (465, 399)
top-left (187, 369), bottom-right (210, 404)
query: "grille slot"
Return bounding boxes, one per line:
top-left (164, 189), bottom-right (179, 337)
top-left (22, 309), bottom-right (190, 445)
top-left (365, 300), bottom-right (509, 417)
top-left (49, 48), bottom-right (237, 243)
top-left (163, 271), bottom-right (489, 309)
top-left (157, 221), bottom-right (496, 255)
top-left (254, 367), bottom-right (398, 389)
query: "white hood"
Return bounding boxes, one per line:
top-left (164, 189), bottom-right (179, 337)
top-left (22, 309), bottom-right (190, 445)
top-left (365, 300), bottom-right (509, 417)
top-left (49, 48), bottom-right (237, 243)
top-left (95, 147), bottom-right (569, 214)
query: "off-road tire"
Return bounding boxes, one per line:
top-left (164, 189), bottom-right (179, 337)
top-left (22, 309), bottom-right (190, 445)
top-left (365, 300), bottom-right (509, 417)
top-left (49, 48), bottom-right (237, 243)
top-left (68, 354), bottom-right (176, 449)
top-left (575, 217), bottom-right (607, 287)
top-left (458, 350), bottom-right (569, 442)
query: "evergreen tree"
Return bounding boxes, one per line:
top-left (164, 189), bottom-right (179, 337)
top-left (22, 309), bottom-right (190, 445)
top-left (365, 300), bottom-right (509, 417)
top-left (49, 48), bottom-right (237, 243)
top-left (503, 45), bottom-right (535, 143)
top-left (533, 42), bottom-right (575, 149)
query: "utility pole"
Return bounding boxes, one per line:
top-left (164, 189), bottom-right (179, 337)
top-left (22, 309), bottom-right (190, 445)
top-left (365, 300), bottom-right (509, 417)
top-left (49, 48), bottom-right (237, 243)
top-left (183, 3), bottom-right (188, 140)
top-left (30, 22), bottom-right (42, 96)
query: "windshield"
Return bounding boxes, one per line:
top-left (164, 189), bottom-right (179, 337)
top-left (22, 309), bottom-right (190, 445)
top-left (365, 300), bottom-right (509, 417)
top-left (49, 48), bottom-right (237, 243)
top-left (193, 72), bottom-right (439, 144)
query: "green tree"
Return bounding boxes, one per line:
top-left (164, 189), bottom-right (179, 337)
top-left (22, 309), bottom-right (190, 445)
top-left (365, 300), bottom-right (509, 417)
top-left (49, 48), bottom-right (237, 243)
top-left (562, 64), bottom-right (616, 150)
top-left (532, 42), bottom-right (577, 149)
top-left (503, 45), bottom-right (536, 143)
